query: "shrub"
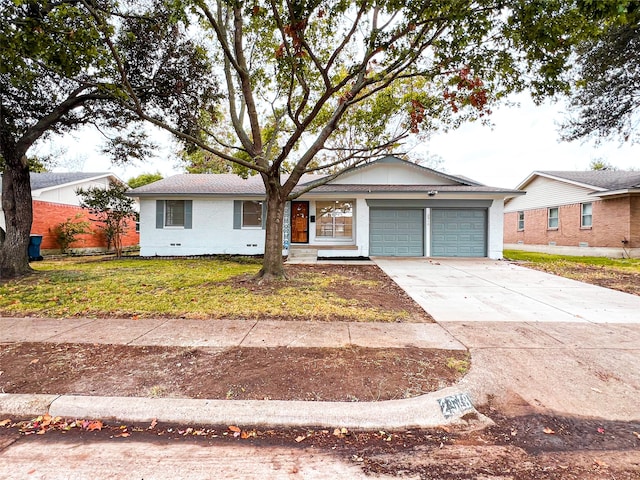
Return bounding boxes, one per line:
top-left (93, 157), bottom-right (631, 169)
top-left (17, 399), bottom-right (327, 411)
top-left (52, 215), bottom-right (91, 253)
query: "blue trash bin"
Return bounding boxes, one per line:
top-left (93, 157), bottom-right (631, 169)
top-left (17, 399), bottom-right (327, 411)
top-left (28, 234), bottom-right (43, 261)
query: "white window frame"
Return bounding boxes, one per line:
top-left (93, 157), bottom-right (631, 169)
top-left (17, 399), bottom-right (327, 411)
top-left (581, 202), bottom-right (593, 228)
top-left (548, 207), bottom-right (559, 229)
top-left (242, 200), bottom-right (263, 229)
top-left (517, 211), bottom-right (525, 231)
top-left (315, 200), bottom-right (354, 240)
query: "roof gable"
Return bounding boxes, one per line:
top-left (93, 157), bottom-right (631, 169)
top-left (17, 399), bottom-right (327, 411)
top-left (518, 170), bottom-right (640, 192)
top-left (328, 156), bottom-right (481, 186)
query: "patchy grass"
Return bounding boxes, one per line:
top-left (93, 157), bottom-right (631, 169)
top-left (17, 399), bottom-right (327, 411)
top-left (0, 257), bottom-right (425, 322)
top-left (504, 249), bottom-right (640, 296)
top-left (504, 250), bottom-right (640, 270)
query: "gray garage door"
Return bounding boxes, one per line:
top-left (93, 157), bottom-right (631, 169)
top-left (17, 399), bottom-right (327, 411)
top-left (431, 209), bottom-right (486, 257)
top-left (369, 209), bottom-right (424, 256)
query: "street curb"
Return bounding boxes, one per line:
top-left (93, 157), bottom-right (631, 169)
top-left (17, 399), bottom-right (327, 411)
top-left (0, 388), bottom-right (491, 430)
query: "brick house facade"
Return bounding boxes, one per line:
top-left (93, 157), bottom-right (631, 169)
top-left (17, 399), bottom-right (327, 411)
top-left (32, 200), bottom-right (139, 253)
top-left (1, 172), bottom-right (139, 255)
top-left (504, 171), bottom-right (640, 257)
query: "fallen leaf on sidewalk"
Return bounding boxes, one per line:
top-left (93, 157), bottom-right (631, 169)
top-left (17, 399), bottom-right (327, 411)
top-left (149, 418), bottom-right (157, 430)
top-left (29, 359), bottom-right (39, 365)
top-left (543, 427), bottom-right (555, 435)
top-left (0, 419), bottom-right (11, 427)
top-left (594, 459), bottom-right (609, 468)
top-left (633, 431), bottom-right (640, 440)
top-left (228, 425), bottom-right (241, 433)
top-left (295, 435), bottom-right (306, 443)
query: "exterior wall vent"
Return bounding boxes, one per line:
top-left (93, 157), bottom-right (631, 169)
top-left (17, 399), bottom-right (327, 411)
top-left (548, 241), bottom-right (556, 246)
top-left (579, 242), bottom-right (589, 247)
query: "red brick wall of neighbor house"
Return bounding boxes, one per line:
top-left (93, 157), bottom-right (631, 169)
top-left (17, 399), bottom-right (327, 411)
top-left (31, 200), bottom-right (139, 251)
top-left (504, 198), bottom-right (633, 248)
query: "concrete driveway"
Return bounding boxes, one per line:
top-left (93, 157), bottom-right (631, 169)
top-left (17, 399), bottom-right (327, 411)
top-left (374, 257), bottom-right (640, 421)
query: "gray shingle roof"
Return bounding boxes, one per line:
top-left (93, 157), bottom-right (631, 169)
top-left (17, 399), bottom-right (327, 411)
top-left (30, 172), bottom-right (112, 190)
top-left (538, 171), bottom-right (640, 191)
top-left (129, 173), bottom-right (518, 197)
top-left (0, 172), bottom-right (112, 193)
top-left (129, 173), bottom-right (314, 195)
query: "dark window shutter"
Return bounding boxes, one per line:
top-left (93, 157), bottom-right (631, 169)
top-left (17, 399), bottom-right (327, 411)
top-left (156, 200), bottom-right (164, 229)
top-left (261, 201), bottom-right (267, 229)
top-left (184, 200), bottom-right (193, 229)
top-left (233, 200), bottom-right (241, 229)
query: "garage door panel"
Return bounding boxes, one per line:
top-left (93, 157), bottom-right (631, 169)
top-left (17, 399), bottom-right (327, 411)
top-left (369, 209), bottom-right (424, 257)
top-left (431, 209), bottom-right (486, 258)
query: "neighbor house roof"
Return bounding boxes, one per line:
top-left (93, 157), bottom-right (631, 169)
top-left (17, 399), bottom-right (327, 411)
top-left (516, 170), bottom-right (640, 197)
top-left (0, 172), bottom-right (115, 195)
top-left (30, 172), bottom-right (114, 191)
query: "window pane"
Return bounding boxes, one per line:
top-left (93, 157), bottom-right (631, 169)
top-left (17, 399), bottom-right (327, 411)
top-left (165, 200), bottom-right (185, 227)
top-left (581, 203), bottom-right (592, 227)
top-left (315, 201), bottom-right (353, 238)
top-left (548, 208), bottom-right (558, 229)
top-left (242, 201), bottom-right (262, 227)
top-left (517, 211), bottom-right (524, 230)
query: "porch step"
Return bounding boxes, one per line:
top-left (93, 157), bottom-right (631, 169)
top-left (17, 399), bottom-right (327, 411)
top-left (286, 248), bottom-right (318, 264)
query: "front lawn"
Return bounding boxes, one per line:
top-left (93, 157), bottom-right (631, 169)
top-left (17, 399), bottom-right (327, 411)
top-left (0, 257), bottom-right (431, 322)
top-left (504, 250), bottom-right (640, 296)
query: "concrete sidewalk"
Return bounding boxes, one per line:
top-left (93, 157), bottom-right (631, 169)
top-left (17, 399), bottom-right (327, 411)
top-left (0, 317), bottom-right (465, 350)
top-left (0, 316), bottom-right (480, 430)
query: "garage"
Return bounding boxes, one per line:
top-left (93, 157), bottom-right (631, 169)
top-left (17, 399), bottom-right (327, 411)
top-left (431, 209), bottom-right (487, 257)
top-left (369, 209), bottom-right (424, 256)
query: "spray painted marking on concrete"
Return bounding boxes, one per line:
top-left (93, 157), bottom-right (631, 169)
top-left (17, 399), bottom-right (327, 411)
top-left (438, 393), bottom-right (474, 419)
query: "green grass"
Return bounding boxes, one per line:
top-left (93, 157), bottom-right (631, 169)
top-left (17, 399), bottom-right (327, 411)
top-left (503, 249), bottom-right (640, 272)
top-left (0, 257), bottom-right (407, 322)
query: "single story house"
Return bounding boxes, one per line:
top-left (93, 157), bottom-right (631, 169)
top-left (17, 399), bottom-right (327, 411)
top-left (129, 156), bottom-right (522, 260)
top-left (504, 170), bottom-right (640, 257)
top-left (0, 172), bottom-right (139, 254)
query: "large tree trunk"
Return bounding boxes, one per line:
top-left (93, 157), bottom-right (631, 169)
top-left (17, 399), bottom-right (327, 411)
top-left (255, 173), bottom-right (287, 281)
top-left (0, 152), bottom-right (34, 279)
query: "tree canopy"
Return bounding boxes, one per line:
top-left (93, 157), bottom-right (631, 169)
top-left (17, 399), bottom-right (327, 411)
top-left (561, 8), bottom-right (640, 144)
top-left (87, 0), bottom-right (625, 279)
top-left (127, 172), bottom-right (164, 189)
top-left (0, 0), bottom-right (216, 278)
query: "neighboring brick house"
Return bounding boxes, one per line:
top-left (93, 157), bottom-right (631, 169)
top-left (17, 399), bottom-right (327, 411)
top-left (504, 171), bottom-right (640, 258)
top-left (0, 172), bottom-right (139, 254)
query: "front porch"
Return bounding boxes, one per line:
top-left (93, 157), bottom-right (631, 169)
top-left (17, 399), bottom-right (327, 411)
top-left (286, 244), bottom-right (368, 264)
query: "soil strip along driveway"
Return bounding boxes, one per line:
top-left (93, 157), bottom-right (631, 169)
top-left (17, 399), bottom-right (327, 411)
top-left (374, 257), bottom-right (640, 421)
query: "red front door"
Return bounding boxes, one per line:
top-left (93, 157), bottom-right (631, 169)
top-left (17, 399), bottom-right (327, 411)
top-left (291, 201), bottom-right (309, 243)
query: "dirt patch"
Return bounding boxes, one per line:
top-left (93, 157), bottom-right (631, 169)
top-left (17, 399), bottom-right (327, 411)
top-left (2, 410), bottom-right (638, 479)
top-left (0, 343), bottom-right (466, 401)
top-left (518, 262), bottom-right (640, 296)
top-left (226, 263), bottom-right (434, 322)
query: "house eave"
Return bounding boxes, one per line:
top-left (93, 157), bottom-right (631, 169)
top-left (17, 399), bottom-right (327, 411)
top-left (590, 188), bottom-right (640, 198)
top-left (516, 171), bottom-right (605, 192)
